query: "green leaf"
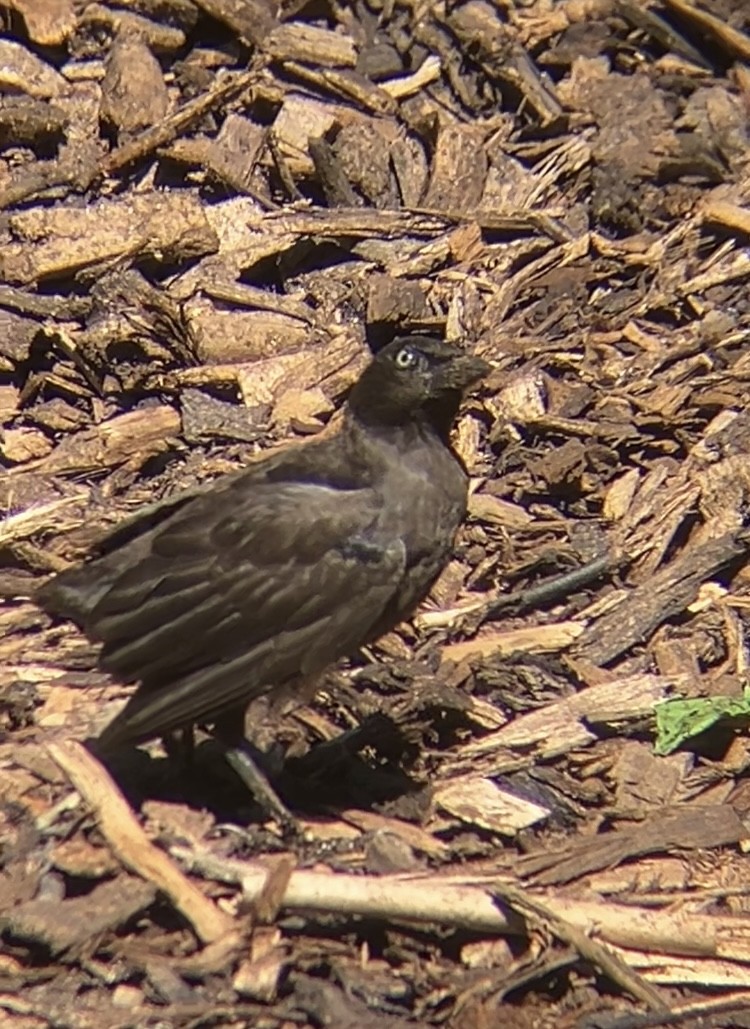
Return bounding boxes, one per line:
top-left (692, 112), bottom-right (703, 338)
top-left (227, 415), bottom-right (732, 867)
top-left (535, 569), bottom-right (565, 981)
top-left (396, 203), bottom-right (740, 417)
top-left (654, 690), bottom-right (750, 756)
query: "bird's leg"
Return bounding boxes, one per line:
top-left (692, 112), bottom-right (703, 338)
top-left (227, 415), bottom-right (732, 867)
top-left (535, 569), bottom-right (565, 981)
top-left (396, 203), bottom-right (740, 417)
top-left (221, 743), bottom-right (300, 839)
top-left (213, 710), bottom-right (301, 839)
top-left (162, 725), bottom-right (195, 765)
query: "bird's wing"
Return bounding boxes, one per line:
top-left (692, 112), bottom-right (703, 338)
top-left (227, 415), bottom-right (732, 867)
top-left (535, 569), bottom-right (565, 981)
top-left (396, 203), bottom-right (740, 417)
top-left (80, 479), bottom-right (405, 744)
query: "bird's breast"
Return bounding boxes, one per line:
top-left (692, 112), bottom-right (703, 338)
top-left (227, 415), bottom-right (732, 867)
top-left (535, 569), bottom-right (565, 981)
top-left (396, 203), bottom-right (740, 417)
top-left (377, 443), bottom-right (467, 563)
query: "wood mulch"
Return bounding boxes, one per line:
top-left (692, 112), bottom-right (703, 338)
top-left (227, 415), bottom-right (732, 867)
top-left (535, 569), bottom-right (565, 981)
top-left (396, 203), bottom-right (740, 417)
top-left (4, 0), bottom-right (750, 1026)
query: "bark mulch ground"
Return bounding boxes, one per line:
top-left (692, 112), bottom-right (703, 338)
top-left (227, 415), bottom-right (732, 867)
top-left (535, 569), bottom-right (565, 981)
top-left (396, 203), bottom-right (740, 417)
top-left (4, 0), bottom-right (750, 1026)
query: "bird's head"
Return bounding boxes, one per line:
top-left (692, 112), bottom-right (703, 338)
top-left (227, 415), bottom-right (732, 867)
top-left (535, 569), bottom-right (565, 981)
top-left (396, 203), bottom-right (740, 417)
top-left (347, 336), bottom-right (490, 438)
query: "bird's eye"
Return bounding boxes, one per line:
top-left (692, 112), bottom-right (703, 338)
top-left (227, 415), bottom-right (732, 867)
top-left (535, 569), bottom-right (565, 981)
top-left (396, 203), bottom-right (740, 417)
top-left (394, 346), bottom-right (418, 370)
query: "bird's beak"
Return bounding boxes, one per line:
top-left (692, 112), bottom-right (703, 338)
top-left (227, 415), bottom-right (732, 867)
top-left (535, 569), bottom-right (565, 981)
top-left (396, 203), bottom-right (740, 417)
top-left (434, 354), bottom-right (492, 393)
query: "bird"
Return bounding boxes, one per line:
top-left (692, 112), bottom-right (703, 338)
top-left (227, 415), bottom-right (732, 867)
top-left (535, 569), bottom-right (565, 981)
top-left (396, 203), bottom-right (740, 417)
top-left (37, 336), bottom-right (489, 823)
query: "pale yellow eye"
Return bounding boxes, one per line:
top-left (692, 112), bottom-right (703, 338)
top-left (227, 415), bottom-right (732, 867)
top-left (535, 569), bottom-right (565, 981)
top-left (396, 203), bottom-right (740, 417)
top-left (394, 347), bottom-right (417, 369)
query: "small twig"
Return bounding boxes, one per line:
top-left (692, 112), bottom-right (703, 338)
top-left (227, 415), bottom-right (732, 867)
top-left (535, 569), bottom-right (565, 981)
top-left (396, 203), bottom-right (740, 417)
top-left (0, 68), bottom-right (264, 210)
top-left (34, 790), bottom-right (82, 832)
top-left (614, 0), bottom-right (711, 69)
top-left (577, 530), bottom-right (749, 665)
top-left (491, 882), bottom-right (669, 1013)
top-left (267, 131), bottom-right (305, 202)
top-left (171, 843), bottom-right (526, 934)
top-left (48, 740), bottom-right (237, 947)
top-left (464, 552), bottom-right (620, 634)
top-left (100, 67), bottom-right (263, 178)
top-left (308, 136), bottom-right (362, 208)
top-left (582, 991), bottom-right (750, 1029)
top-left (171, 843), bottom-right (750, 979)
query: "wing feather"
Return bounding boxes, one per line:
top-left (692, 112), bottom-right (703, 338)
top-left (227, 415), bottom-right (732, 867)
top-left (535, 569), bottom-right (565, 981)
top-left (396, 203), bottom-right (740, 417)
top-left (74, 480), bottom-right (406, 746)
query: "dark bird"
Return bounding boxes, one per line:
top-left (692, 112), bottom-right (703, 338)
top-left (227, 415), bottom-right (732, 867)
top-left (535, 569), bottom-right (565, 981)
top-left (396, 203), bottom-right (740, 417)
top-left (37, 337), bottom-right (489, 821)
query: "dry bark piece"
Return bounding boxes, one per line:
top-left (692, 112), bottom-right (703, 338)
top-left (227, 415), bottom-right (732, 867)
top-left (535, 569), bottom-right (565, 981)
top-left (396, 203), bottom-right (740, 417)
top-left (0, 98), bottom-right (67, 154)
top-left (1, 427), bottom-right (54, 464)
top-left (164, 112), bottom-right (268, 199)
top-left (1, 875), bottom-right (156, 955)
top-left (390, 134), bottom-right (429, 207)
top-left (236, 338), bottom-right (368, 407)
top-left (199, 278), bottom-right (312, 324)
top-left (265, 23), bottom-right (357, 67)
top-left (233, 927), bottom-right (286, 1001)
top-left (434, 776), bottom-right (550, 835)
top-left (252, 855), bottom-right (296, 924)
top-left (340, 808), bottom-right (448, 858)
top-left (27, 398), bottom-right (89, 434)
top-left (441, 621), bottom-right (584, 664)
top-left (1, 193), bottom-right (219, 284)
top-left (452, 673), bottom-right (677, 769)
top-left (576, 530), bottom-right (748, 666)
top-left (191, 0), bottom-right (278, 47)
top-left (309, 136), bottom-right (362, 208)
top-left (49, 837), bottom-right (121, 878)
top-left (367, 274), bottom-right (431, 333)
top-left (516, 805), bottom-right (747, 885)
top-left (66, 285), bottom-right (197, 378)
top-left (99, 32), bottom-right (170, 141)
top-left (213, 111), bottom-right (266, 182)
top-left (184, 299), bottom-right (310, 364)
top-left (272, 386), bottom-right (334, 431)
top-left (0, 385), bottom-right (21, 422)
top-left (613, 741), bottom-right (691, 815)
top-left (423, 123), bottom-right (488, 215)
top-left (7, 405), bottom-right (181, 478)
top-left (245, 206), bottom-right (448, 245)
top-left (0, 40), bottom-right (67, 98)
top-left (603, 468), bottom-right (641, 521)
top-left (141, 799), bottom-right (215, 847)
top-left (364, 831), bottom-right (421, 874)
top-left (281, 62), bottom-right (396, 116)
top-left (0, 310), bottom-right (42, 366)
top-left (181, 389), bottom-right (265, 443)
top-left (561, 60), bottom-right (676, 179)
top-left (132, 332), bottom-right (366, 413)
top-left (7, 0), bottom-right (76, 45)
top-left (271, 94), bottom-right (340, 177)
top-left (98, 67), bottom-right (260, 181)
top-left (468, 493), bottom-right (533, 529)
top-left (447, 1), bottom-right (564, 127)
top-left (333, 121), bottom-right (400, 207)
top-left (357, 40), bottom-right (404, 81)
top-left (77, 4), bottom-right (187, 54)
top-left (531, 437), bottom-right (587, 489)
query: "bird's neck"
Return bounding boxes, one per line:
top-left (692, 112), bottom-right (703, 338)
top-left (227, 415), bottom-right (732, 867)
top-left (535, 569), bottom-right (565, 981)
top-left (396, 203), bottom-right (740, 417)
top-left (345, 407), bottom-right (450, 451)
top-left (346, 395), bottom-right (461, 446)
